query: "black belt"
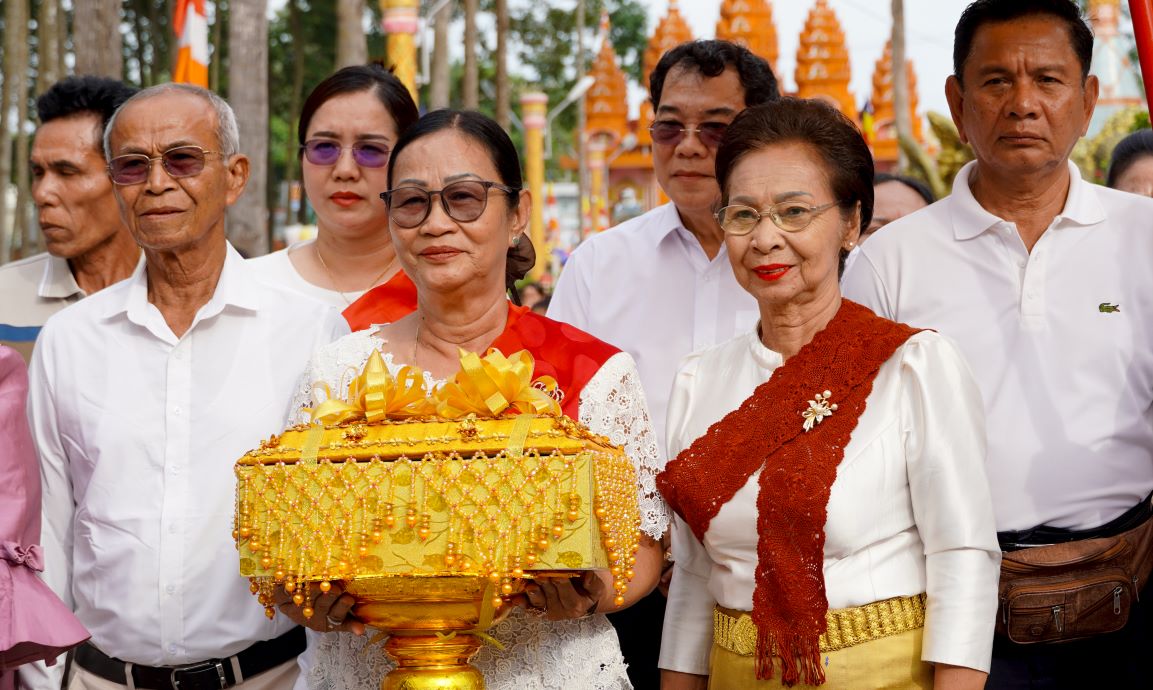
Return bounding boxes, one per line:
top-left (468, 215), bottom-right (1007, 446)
top-left (74, 627), bottom-right (304, 690)
top-left (997, 491), bottom-right (1153, 551)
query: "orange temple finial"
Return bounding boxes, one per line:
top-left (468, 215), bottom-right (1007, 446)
top-left (795, 0), bottom-right (856, 119)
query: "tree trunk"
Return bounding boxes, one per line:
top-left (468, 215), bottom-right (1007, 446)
top-left (462, 0), bottom-right (478, 109)
top-left (1, 0), bottom-right (29, 261)
top-left (336, 0), bottom-right (367, 68)
top-left (73, 0), bottom-right (122, 78)
top-left (210, 0), bottom-right (226, 92)
top-left (57, 0), bottom-right (68, 80)
top-left (891, 0), bottom-right (911, 171)
top-left (227, 0), bottom-right (269, 257)
top-left (494, 0), bottom-right (509, 128)
top-left (36, 0), bottom-right (62, 93)
top-left (430, 0), bottom-right (451, 109)
top-left (287, 0), bottom-right (308, 225)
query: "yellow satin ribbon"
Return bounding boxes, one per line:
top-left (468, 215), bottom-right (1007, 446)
top-left (434, 349), bottom-right (561, 418)
top-left (307, 350), bottom-right (435, 426)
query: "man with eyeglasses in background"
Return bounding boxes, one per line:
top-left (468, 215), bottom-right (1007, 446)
top-left (0, 76), bottom-right (140, 364)
top-left (21, 84), bottom-right (347, 690)
top-left (547, 40), bottom-right (778, 688)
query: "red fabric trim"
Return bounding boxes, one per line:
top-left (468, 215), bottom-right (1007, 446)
top-left (656, 300), bottom-right (920, 685)
top-left (490, 304), bottom-right (621, 420)
top-left (341, 271), bottom-right (419, 332)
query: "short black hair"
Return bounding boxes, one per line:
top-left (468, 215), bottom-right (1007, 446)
top-left (1107, 129), bottom-right (1153, 189)
top-left (874, 172), bottom-right (935, 206)
top-left (953, 0), bottom-right (1093, 84)
top-left (35, 75), bottom-right (138, 142)
top-left (716, 98), bottom-right (873, 274)
top-left (298, 63), bottom-right (420, 150)
top-left (649, 40), bottom-right (779, 109)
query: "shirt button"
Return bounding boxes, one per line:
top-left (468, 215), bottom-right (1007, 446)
top-left (169, 523), bottom-right (178, 533)
top-left (168, 644), bottom-right (177, 654)
top-left (166, 584), bottom-right (176, 594)
top-left (173, 407), bottom-right (182, 416)
top-left (174, 351), bottom-right (184, 360)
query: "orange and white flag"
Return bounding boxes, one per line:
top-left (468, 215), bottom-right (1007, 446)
top-left (173, 0), bottom-right (209, 87)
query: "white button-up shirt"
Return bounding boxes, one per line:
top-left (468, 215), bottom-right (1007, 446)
top-left (547, 203), bottom-right (759, 450)
top-left (843, 161), bottom-right (1153, 531)
top-left (24, 244), bottom-right (347, 686)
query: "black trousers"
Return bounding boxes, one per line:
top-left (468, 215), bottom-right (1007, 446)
top-left (607, 589), bottom-right (666, 690)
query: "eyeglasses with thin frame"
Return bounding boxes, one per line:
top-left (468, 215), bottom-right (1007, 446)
top-left (301, 139), bottom-right (391, 168)
top-left (648, 120), bottom-right (729, 148)
top-left (107, 145), bottom-right (220, 186)
top-left (715, 200), bottom-right (843, 235)
top-left (380, 180), bottom-right (520, 228)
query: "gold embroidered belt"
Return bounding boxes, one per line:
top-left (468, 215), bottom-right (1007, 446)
top-left (714, 592), bottom-right (927, 655)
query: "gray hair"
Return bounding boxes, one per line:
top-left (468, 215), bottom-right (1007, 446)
top-left (103, 83), bottom-right (241, 160)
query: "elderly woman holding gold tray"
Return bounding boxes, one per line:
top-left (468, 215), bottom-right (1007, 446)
top-left (657, 99), bottom-right (1001, 690)
top-left (270, 110), bottom-right (668, 690)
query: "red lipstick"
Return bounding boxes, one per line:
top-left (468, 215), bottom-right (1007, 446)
top-left (753, 264), bottom-right (791, 281)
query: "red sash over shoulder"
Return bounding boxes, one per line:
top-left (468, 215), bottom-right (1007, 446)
top-left (491, 304), bottom-right (620, 420)
top-left (342, 271), bottom-right (419, 331)
top-left (656, 300), bottom-right (920, 686)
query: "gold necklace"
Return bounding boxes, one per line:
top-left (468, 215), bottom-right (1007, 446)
top-left (315, 243), bottom-right (393, 306)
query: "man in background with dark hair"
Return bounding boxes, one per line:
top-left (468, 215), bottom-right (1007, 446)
top-left (0, 76), bottom-right (140, 363)
top-left (844, 1), bottom-right (1153, 687)
top-left (548, 39), bottom-right (778, 688)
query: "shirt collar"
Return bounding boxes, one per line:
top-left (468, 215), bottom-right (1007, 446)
top-left (102, 242), bottom-right (261, 322)
top-left (651, 202), bottom-right (691, 245)
top-left (951, 159), bottom-right (1106, 241)
top-left (38, 254), bottom-right (84, 300)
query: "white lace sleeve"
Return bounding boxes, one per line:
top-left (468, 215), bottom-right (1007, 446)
top-left (578, 352), bottom-right (670, 541)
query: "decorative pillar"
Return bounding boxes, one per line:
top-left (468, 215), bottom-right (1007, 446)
top-left (381, 0), bottom-right (419, 102)
top-left (520, 91), bottom-right (549, 280)
top-left (588, 140), bottom-right (608, 235)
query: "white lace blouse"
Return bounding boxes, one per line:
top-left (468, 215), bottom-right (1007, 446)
top-left (287, 329), bottom-right (670, 690)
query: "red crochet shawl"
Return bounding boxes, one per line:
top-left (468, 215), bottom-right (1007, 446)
top-left (656, 300), bottom-right (920, 685)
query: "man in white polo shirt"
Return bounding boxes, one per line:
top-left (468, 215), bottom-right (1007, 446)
top-left (842, 1), bottom-right (1153, 687)
top-left (548, 39), bottom-right (777, 688)
top-left (0, 76), bottom-right (140, 363)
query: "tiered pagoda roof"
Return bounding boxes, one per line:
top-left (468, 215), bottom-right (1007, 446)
top-left (869, 40), bottom-right (924, 163)
top-left (795, 0), bottom-right (855, 119)
top-left (715, 0), bottom-right (779, 73)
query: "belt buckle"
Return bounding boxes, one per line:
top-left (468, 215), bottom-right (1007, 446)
top-left (169, 659), bottom-right (228, 690)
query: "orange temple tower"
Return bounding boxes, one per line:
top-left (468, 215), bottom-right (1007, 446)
top-left (715, 0), bottom-right (779, 74)
top-left (586, 12), bottom-right (630, 148)
top-left (638, 0), bottom-right (695, 140)
top-left (869, 40), bottom-right (924, 165)
top-left (795, 0), bottom-right (855, 119)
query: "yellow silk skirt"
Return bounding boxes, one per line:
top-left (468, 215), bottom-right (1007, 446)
top-left (707, 626), bottom-right (932, 689)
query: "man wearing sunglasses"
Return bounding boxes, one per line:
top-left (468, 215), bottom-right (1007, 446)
top-left (22, 84), bottom-right (347, 690)
top-left (0, 76), bottom-right (140, 365)
top-left (547, 39), bottom-right (778, 688)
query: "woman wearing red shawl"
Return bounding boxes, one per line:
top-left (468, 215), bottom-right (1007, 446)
top-left (0, 346), bottom-right (88, 689)
top-left (657, 99), bottom-right (1000, 689)
top-left (276, 110), bottom-right (668, 690)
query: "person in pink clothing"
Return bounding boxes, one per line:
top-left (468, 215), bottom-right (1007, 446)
top-left (0, 345), bottom-right (88, 689)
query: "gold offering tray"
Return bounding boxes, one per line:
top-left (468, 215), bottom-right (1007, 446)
top-left (235, 414), bottom-right (640, 611)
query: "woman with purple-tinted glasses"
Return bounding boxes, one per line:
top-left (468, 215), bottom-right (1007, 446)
top-left (249, 65), bottom-right (420, 311)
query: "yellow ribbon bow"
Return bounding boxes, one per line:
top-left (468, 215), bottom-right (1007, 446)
top-left (307, 350), bottom-right (436, 426)
top-left (434, 348), bottom-right (561, 418)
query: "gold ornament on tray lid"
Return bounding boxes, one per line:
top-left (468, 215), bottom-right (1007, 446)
top-left (234, 347), bottom-right (642, 690)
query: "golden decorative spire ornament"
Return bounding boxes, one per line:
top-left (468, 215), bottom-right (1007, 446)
top-left (716, 0), bottom-right (779, 73)
top-left (869, 40), bottom-right (924, 165)
top-left (587, 11), bottom-right (630, 146)
top-left (795, 0), bottom-right (856, 119)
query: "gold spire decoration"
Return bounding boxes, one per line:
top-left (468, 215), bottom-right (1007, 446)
top-left (587, 11), bottom-right (630, 144)
top-left (795, 0), bottom-right (855, 119)
top-left (716, 0), bottom-right (779, 73)
top-left (643, 0), bottom-right (695, 87)
top-left (1088, 0), bottom-right (1121, 38)
top-left (869, 40), bottom-right (924, 164)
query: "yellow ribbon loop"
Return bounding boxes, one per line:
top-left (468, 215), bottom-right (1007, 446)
top-left (435, 348), bottom-right (562, 418)
top-left (307, 350), bottom-right (436, 426)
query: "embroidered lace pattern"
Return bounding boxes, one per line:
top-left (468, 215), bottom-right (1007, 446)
top-left (288, 332), bottom-right (671, 688)
top-left (656, 300), bottom-right (919, 685)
